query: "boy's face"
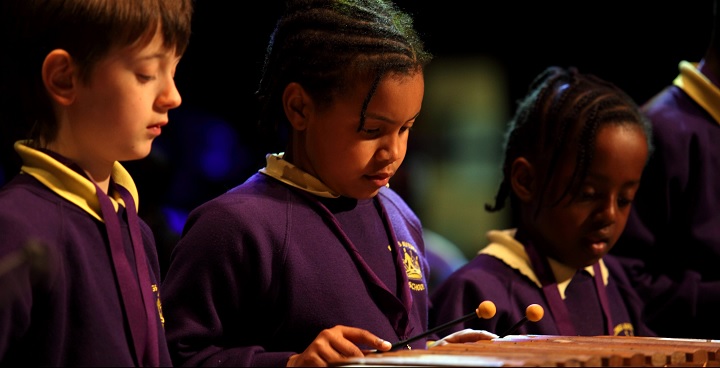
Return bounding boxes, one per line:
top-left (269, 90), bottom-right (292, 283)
top-left (294, 72), bottom-right (424, 199)
top-left (66, 30), bottom-right (181, 167)
top-left (531, 124), bottom-right (648, 269)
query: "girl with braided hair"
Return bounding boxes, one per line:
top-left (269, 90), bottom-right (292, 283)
top-left (430, 66), bottom-right (656, 338)
top-left (161, 0), bottom-right (495, 366)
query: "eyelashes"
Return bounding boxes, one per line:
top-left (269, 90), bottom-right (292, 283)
top-left (136, 74), bottom-right (156, 82)
top-left (361, 125), bottom-right (412, 137)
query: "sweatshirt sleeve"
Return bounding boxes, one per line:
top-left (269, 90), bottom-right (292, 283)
top-left (161, 196), bottom-right (295, 367)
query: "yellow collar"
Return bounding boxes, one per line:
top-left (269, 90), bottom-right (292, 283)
top-left (15, 140), bottom-right (139, 222)
top-left (258, 153), bottom-right (340, 198)
top-left (480, 229), bottom-right (608, 299)
top-left (673, 61), bottom-right (720, 124)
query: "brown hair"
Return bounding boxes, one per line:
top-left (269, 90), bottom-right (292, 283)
top-left (0, 0), bottom-right (193, 147)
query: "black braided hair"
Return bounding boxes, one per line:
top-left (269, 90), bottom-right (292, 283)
top-left (256, 0), bottom-right (432, 137)
top-left (485, 66), bottom-right (653, 220)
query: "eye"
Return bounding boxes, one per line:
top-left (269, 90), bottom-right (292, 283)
top-left (137, 74), bottom-right (156, 82)
top-left (361, 127), bottom-right (381, 136)
top-left (399, 125), bottom-right (412, 133)
top-left (617, 195), bottom-right (634, 208)
top-left (579, 190), bottom-right (596, 201)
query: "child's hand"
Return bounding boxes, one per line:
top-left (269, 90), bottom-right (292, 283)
top-left (286, 325), bottom-right (391, 367)
top-left (428, 328), bottom-right (498, 348)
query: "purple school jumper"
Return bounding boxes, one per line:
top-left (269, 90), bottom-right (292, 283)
top-left (430, 230), bottom-right (654, 338)
top-left (0, 142), bottom-right (171, 366)
top-left (613, 61), bottom-right (720, 339)
top-left (162, 165), bottom-right (430, 367)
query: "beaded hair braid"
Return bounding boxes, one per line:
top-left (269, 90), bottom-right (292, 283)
top-left (485, 66), bottom-right (653, 218)
top-left (256, 0), bottom-right (432, 134)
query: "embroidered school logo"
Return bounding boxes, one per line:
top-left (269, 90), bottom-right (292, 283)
top-left (152, 284), bottom-right (165, 328)
top-left (613, 322), bottom-right (635, 336)
top-left (400, 241), bottom-right (425, 291)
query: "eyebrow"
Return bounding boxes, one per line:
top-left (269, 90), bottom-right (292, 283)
top-left (584, 174), bottom-right (642, 187)
top-left (138, 53), bottom-right (163, 61)
top-left (365, 111), bottom-right (421, 124)
top-left (137, 53), bottom-right (180, 62)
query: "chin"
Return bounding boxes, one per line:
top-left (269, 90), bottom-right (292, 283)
top-left (347, 189), bottom-right (380, 200)
top-left (123, 149), bottom-right (152, 162)
top-left (366, 187), bottom-right (383, 198)
top-left (136, 144), bottom-right (154, 158)
top-left (579, 256), bottom-right (602, 269)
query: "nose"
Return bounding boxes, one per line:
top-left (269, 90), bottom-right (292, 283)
top-left (157, 76), bottom-right (182, 110)
top-left (595, 196), bottom-right (618, 227)
top-left (375, 133), bottom-right (403, 163)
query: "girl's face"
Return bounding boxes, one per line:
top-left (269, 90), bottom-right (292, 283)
top-left (292, 72), bottom-right (424, 199)
top-left (529, 124), bottom-right (649, 269)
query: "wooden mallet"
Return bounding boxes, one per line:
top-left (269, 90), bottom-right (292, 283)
top-left (389, 300), bottom-right (497, 351)
top-left (498, 303), bottom-right (544, 338)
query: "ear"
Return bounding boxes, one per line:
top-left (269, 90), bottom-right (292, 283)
top-left (282, 82), bottom-right (312, 131)
top-left (510, 157), bottom-right (536, 203)
top-left (42, 49), bottom-right (77, 106)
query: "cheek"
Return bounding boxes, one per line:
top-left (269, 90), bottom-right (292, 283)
top-left (542, 206), bottom-right (584, 234)
top-left (614, 207), bottom-right (633, 231)
top-left (399, 135), bottom-right (409, 155)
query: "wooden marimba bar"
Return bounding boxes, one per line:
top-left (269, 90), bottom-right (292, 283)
top-left (339, 335), bottom-right (720, 367)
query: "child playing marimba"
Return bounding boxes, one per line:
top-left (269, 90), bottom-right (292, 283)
top-left (430, 66), bottom-right (656, 338)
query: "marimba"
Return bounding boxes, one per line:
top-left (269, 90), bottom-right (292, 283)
top-left (340, 335), bottom-right (720, 367)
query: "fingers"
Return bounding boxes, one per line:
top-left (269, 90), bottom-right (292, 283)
top-left (320, 327), bottom-right (364, 359)
top-left (287, 325), bottom-right (391, 367)
top-left (438, 328), bottom-right (499, 345)
top-left (375, 339), bottom-right (392, 352)
top-left (331, 325), bottom-right (392, 351)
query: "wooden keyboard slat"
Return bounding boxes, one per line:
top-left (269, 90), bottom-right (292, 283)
top-left (338, 335), bottom-right (720, 367)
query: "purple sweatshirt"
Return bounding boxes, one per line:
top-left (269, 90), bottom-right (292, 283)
top-left (0, 143), bottom-right (171, 366)
top-left (613, 60), bottom-right (720, 339)
top-left (162, 171), bottom-right (430, 367)
top-left (430, 230), bottom-right (654, 338)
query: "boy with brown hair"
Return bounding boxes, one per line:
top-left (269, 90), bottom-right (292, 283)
top-left (0, 0), bottom-right (193, 365)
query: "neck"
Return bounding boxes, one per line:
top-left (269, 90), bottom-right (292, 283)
top-left (86, 171), bottom-right (111, 194)
top-left (44, 142), bottom-right (113, 194)
top-left (285, 136), bottom-right (315, 177)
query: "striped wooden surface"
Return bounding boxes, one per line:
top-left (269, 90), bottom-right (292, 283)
top-left (339, 335), bottom-right (720, 367)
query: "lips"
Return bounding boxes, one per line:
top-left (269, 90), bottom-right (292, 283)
top-left (148, 122), bottom-right (167, 129)
top-left (369, 172), bottom-right (391, 179)
top-left (585, 235), bottom-right (610, 256)
top-left (147, 122), bottom-right (167, 136)
top-left (591, 241), bottom-right (608, 253)
top-left (366, 172), bottom-right (392, 187)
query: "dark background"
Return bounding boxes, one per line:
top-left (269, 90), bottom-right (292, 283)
top-left (2, 0), bottom-right (714, 191)
top-left (167, 0), bottom-right (714, 182)
top-left (1, 1), bottom-right (715, 274)
top-left (152, 0), bottom-right (714, 208)
top-left (172, 0), bottom-right (714, 141)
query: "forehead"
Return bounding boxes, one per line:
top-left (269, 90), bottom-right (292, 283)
top-left (104, 29), bottom-right (178, 63)
top-left (339, 72), bottom-right (424, 121)
top-left (542, 123), bottom-right (647, 194)
top-left (589, 124), bottom-right (648, 171)
top-left (129, 26), bottom-right (180, 55)
top-left (357, 71), bottom-right (424, 102)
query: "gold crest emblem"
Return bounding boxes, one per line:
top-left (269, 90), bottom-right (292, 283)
top-left (613, 323), bottom-right (635, 336)
top-left (400, 241), bottom-right (425, 291)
